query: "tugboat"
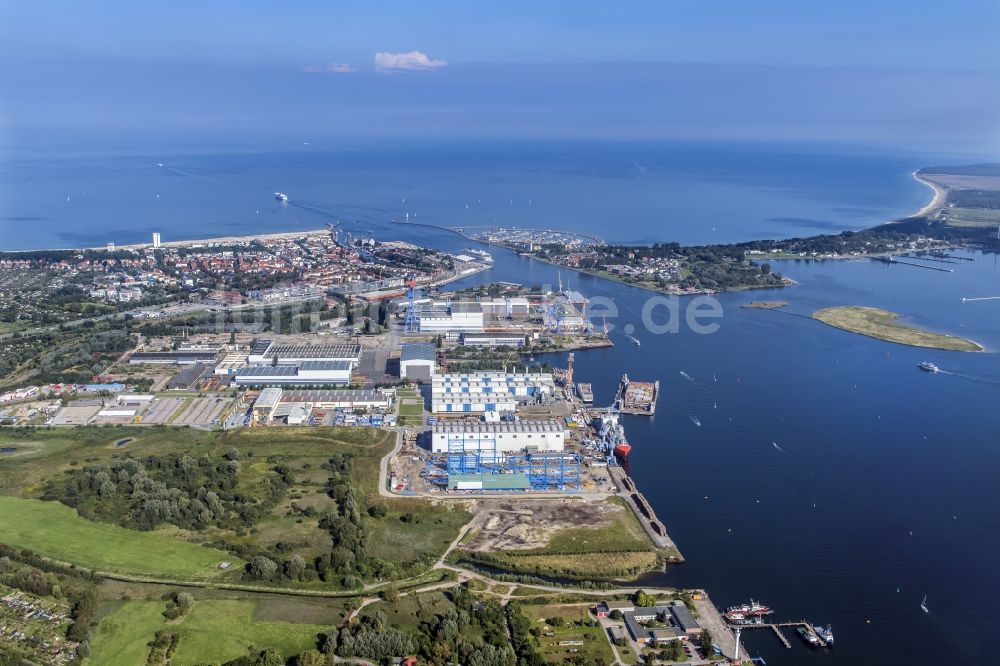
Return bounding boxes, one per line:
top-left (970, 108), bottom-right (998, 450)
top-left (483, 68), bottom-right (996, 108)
top-left (274, 191), bottom-right (289, 202)
top-left (814, 625), bottom-right (834, 647)
top-left (918, 361), bottom-right (939, 373)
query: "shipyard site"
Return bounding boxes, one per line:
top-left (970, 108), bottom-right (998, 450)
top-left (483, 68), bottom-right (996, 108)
top-left (1, 230), bottom-right (773, 664)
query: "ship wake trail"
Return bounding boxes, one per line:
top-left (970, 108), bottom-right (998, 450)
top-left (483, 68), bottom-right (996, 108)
top-left (679, 370), bottom-right (695, 382)
top-left (772, 441), bottom-right (786, 454)
top-left (156, 164), bottom-right (211, 180)
top-left (937, 369), bottom-right (1000, 389)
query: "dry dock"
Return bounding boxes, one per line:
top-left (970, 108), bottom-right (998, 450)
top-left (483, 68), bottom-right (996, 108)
top-left (615, 373), bottom-right (659, 415)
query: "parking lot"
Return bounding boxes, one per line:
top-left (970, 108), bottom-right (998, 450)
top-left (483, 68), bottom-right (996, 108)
top-left (139, 397), bottom-right (186, 424)
top-left (49, 402), bottom-right (103, 425)
top-left (172, 396), bottom-right (230, 426)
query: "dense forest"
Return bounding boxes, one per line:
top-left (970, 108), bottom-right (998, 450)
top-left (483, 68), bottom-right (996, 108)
top-left (50, 448), bottom-right (291, 532)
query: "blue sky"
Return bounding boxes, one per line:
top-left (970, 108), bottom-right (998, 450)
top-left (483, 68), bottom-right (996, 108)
top-left (2, 1), bottom-right (999, 149)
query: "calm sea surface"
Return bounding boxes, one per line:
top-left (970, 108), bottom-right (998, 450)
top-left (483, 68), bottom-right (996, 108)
top-left (0, 140), bottom-right (947, 250)
top-left (4, 141), bottom-right (1000, 664)
top-left (458, 247), bottom-right (1000, 666)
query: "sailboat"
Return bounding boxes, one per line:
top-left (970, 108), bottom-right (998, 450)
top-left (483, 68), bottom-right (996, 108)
top-left (920, 594), bottom-right (929, 613)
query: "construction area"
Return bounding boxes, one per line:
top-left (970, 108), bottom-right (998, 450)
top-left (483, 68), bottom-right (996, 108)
top-left (461, 499), bottom-right (631, 551)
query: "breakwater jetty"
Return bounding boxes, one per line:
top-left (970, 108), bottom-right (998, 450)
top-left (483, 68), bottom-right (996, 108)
top-left (873, 256), bottom-right (954, 272)
top-left (609, 466), bottom-right (681, 557)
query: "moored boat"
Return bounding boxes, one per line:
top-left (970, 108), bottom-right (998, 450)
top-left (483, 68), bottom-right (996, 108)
top-left (724, 600), bottom-right (773, 622)
top-left (797, 626), bottom-right (821, 647)
top-left (814, 625), bottom-right (834, 647)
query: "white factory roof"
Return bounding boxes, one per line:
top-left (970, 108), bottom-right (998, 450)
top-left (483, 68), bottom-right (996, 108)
top-left (432, 393), bottom-right (519, 402)
top-left (267, 344), bottom-right (361, 359)
top-left (299, 360), bottom-right (353, 371)
top-left (432, 420), bottom-right (565, 434)
top-left (237, 366), bottom-right (298, 378)
top-left (280, 389), bottom-right (389, 402)
top-left (255, 387), bottom-right (283, 409)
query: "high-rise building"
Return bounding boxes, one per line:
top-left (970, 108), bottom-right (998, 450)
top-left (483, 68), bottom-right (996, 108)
top-left (152, 232), bottom-right (161, 248)
top-left (106, 242), bottom-right (116, 251)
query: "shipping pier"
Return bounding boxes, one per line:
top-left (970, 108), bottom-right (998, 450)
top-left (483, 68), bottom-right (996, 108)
top-left (734, 620), bottom-right (831, 650)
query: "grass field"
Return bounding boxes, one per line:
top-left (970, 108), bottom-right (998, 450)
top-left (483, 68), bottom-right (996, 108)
top-left (543, 497), bottom-right (655, 554)
top-left (362, 589), bottom-right (457, 633)
top-left (396, 387), bottom-right (425, 426)
top-left (526, 603), bottom-right (615, 665)
top-left (0, 425), bottom-right (467, 585)
top-left (942, 206), bottom-right (1000, 228)
top-left (813, 306), bottom-right (983, 352)
top-left (460, 550), bottom-right (661, 581)
top-left (0, 320), bottom-right (32, 335)
top-left (367, 502), bottom-right (471, 575)
top-left (90, 599), bottom-right (328, 665)
top-left (0, 496), bottom-right (238, 579)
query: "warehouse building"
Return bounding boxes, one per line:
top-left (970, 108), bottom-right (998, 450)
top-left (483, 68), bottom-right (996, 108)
top-left (431, 420), bottom-right (566, 455)
top-left (330, 277), bottom-right (405, 295)
top-left (431, 372), bottom-right (554, 413)
top-left (399, 343), bottom-right (436, 381)
top-left (232, 360), bottom-right (353, 386)
top-left (271, 402), bottom-right (311, 425)
top-left (247, 339), bottom-right (275, 364)
top-left (167, 363), bottom-right (210, 390)
top-left (432, 394), bottom-right (519, 414)
top-left (253, 387), bottom-right (283, 421)
top-left (129, 349), bottom-right (220, 365)
top-left (279, 389), bottom-right (393, 411)
top-left (215, 352), bottom-right (250, 375)
top-left (416, 302), bottom-right (484, 333)
top-left (247, 340), bottom-right (361, 367)
top-left (479, 297), bottom-right (531, 320)
top-left (97, 407), bottom-right (136, 418)
top-left (594, 600), bottom-right (701, 644)
top-left (116, 394), bottom-right (154, 404)
top-left (459, 332), bottom-right (527, 348)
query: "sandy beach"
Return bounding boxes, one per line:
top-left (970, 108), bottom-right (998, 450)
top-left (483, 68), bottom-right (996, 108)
top-left (911, 170), bottom-right (947, 218)
top-left (111, 228), bottom-right (331, 252)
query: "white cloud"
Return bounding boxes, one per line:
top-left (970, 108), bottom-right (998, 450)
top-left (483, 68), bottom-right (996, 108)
top-left (374, 51), bottom-right (447, 72)
top-left (304, 62), bottom-right (356, 74)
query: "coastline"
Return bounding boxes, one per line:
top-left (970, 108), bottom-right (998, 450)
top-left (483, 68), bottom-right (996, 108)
top-left (0, 228), bottom-right (335, 254)
top-left (911, 170), bottom-right (948, 218)
top-left (487, 242), bottom-right (796, 296)
top-left (117, 228), bottom-right (332, 251)
top-left (439, 224), bottom-right (797, 296)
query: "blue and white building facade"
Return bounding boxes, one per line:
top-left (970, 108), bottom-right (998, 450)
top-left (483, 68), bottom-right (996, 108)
top-left (430, 372), bottom-right (554, 414)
